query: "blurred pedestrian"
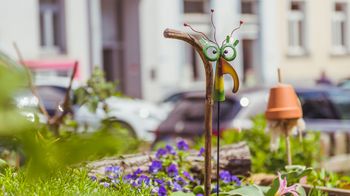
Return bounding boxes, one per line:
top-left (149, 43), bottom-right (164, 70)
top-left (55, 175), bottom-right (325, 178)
top-left (316, 70), bottom-right (333, 85)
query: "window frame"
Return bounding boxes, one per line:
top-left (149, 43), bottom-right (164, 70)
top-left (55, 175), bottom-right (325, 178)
top-left (183, 0), bottom-right (208, 14)
top-left (331, 1), bottom-right (349, 55)
top-left (287, 0), bottom-right (308, 56)
top-left (39, 0), bottom-right (66, 54)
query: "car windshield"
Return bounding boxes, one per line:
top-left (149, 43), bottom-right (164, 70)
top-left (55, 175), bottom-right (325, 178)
top-left (328, 91), bottom-right (350, 120)
top-left (178, 97), bottom-right (239, 121)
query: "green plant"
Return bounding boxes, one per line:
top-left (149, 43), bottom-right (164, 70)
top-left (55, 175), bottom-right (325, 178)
top-left (0, 57), bottom-right (141, 176)
top-left (220, 115), bottom-right (321, 173)
top-left (0, 167), bottom-right (150, 195)
top-left (307, 169), bottom-right (350, 190)
top-left (74, 67), bottom-right (122, 113)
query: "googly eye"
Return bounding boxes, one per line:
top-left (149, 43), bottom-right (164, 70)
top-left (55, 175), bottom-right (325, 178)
top-left (203, 46), bottom-right (220, 61)
top-left (221, 46), bottom-right (236, 61)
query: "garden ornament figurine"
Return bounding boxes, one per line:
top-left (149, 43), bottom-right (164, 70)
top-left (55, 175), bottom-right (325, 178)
top-left (164, 9), bottom-right (242, 196)
top-left (265, 69), bottom-right (305, 166)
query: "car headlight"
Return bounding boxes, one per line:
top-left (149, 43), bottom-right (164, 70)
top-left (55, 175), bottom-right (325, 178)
top-left (240, 97), bottom-right (250, 107)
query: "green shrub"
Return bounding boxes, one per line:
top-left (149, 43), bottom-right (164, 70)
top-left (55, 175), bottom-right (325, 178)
top-left (221, 115), bottom-right (321, 173)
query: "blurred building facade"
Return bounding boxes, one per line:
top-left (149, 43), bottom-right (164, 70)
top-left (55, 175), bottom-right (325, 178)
top-left (0, 0), bottom-right (350, 101)
top-left (275, 0), bottom-right (350, 86)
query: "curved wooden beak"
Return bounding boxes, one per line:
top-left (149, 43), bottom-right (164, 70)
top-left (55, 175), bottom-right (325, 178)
top-left (221, 57), bottom-right (240, 93)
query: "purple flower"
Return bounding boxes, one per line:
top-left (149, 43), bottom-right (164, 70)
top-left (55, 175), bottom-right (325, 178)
top-left (149, 160), bottom-right (163, 174)
top-left (105, 166), bottom-right (121, 179)
top-left (137, 175), bottom-right (151, 185)
top-left (158, 185), bottom-right (167, 196)
top-left (196, 194), bottom-right (204, 196)
top-left (167, 164), bottom-right (179, 177)
top-left (155, 178), bottom-right (164, 185)
top-left (173, 181), bottom-right (183, 191)
top-left (231, 175), bottom-right (241, 186)
top-left (90, 175), bottom-right (97, 181)
top-left (129, 168), bottom-right (142, 180)
top-left (176, 176), bottom-right (188, 185)
top-left (219, 170), bottom-right (232, 183)
top-left (156, 148), bottom-right (167, 158)
top-left (134, 168), bottom-right (142, 175)
top-left (166, 144), bottom-right (176, 155)
top-left (105, 166), bottom-right (120, 173)
top-left (131, 181), bottom-right (138, 187)
top-left (183, 171), bottom-right (194, 182)
top-left (102, 182), bottom-right (110, 187)
top-left (123, 174), bottom-right (133, 181)
top-left (177, 140), bottom-right (189, 151)
top-left (198, 147), bottom-right (205, 156)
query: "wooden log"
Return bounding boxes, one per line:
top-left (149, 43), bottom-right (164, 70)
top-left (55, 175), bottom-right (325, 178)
top-left (87, 142), bottom-right (251, 179)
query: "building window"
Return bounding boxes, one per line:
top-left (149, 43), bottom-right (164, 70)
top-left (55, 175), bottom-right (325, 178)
top-left (39, 0), bottom-right (65, 53)
top-left (288, 1), bottom-right (306, 56)
top-left (331, 2), bottom-right (348, 54)
top-left (184, 0), bottom-right (206, 14)
top-left (241, 0), bottom-right (256, 15)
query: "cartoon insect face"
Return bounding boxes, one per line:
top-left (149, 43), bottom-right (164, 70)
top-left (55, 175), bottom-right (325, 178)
top-left (185, 10), bottom-right (242, 102)
top-left (201, 37), bottom-right (239, 62)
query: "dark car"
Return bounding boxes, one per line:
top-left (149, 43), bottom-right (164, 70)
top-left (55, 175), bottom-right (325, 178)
top-left (154, 87), bottom-right (350, 143)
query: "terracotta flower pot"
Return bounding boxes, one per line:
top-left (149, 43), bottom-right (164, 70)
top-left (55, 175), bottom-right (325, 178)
top-left (265, 84), bottom-right (302, 120)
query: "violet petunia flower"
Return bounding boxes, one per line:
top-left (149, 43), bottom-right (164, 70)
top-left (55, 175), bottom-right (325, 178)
top-left (166, 144), bottom-right (176, 155)
top-left (231, 175), bottom-right (242, 186)
top-left (177, 140), bottom-right (189, 151)
top-left (90, 175), bottom-right (97, 181)
top-left (156, 148), bottom-right (167, 158)
top-left (102, 182), bottom-right (110, 187)
top-left (167, 164), bottom-right (179, 177)
top-left (137, 175), bottom-right (151, 186)
top-left (176, 176), bottom-right (188, 185)
top-left (219, 170), bottom-right (232, 183)
top-left (198, 147), bottom-right (205, 156)
top-left (173, 181), bottom-right (183, 191)
top-left (183, 171), bottom-right (194, 182)
top-left (149, 160), bottom-right (163, 174)
top-left (105, 165), bottom-right (121, 179)
top-left (155, 178), bottom-right (164, 185)
top-left (158, 185), bottom-right (167, 196)
top-left (274, 172), bottom-right (299, 196)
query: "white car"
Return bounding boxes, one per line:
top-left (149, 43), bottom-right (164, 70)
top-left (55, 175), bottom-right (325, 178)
top-left (16, 76), bottom-right (168, 142)
top-left (74, 96), bottom-right (168, 141)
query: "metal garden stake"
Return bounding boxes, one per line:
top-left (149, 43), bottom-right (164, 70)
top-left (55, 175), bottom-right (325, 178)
top-left (164, 10), bottom-right (242, 196)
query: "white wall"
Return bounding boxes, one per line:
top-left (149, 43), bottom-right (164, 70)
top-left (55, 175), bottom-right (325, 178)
top-left (65, 0), bottom-right (91, 81)
top-left (140, 0), bottom-right (183, 101)
top-left (0, 0), bottom-right (40, 59)
top-left (258, 0), bottom-right (279, 85)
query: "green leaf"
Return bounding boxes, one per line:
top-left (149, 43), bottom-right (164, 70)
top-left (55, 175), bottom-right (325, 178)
top-left (296, 185), bottom-right (307, 196)
top-left (224, 185), bottom-right (265, 196)
top-left (193, 185), bottom-right (204, 194)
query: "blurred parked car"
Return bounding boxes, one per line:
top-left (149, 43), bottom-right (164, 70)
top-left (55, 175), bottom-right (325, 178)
top-left (75, 96), bottom-right (168, 141)
top-left (154, 86), bottom-right (350, 143)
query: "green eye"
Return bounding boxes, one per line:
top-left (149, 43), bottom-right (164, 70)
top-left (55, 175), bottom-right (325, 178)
top-left (221, 45), bottom-right (236, 61)
top-left (203, 45), bottom-right (220, 61)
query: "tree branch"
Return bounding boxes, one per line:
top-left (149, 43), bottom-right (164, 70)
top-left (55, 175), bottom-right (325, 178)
top-left (49, 61), bottom-right (78, 135)
top-left (13, 42), bottom-right (50, 119)
top-left (164, 28), bottom-right (214, 196)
